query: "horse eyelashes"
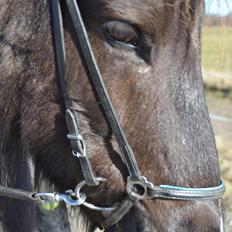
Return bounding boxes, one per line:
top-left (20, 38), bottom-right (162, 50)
top-left (101, 21), bottom-right (153, 63)
top-left (102, 21), bottom-right (139, 49)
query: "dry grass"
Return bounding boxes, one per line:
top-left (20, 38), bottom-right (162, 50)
top-left (202, 26), bottom-right (232, 74)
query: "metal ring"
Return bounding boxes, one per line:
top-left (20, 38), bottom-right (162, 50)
top-left (75, 177), bottom-right (117, 212)
top-left (127, 182), bottom-right (147, 200)
top-left (56, 192), bottom-right (86, 206)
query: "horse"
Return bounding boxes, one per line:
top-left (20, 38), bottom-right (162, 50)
top-left (0, 0), bottom-right (225, 231)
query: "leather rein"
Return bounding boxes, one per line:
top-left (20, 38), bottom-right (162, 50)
top-left (0, 0), bottom-right (225, 229)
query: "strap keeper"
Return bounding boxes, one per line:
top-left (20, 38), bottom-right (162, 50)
top-left (72, 150), bottom-right (85, 158)
top-left (67, 133), bottom-right (83, 141)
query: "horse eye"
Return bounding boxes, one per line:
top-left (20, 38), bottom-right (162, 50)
top-left (102, 21), bottom-right (138, 48)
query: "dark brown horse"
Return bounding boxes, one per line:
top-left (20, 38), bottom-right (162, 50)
top-left (0, 0), bottom-right (224, 231)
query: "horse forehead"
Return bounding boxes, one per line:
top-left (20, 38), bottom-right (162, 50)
top-left (97, 0), bottom-right (193, 10)
top-left (87, 0), bottom-right (198, 26)
top-left (101, 0), bottom-right (165, 13)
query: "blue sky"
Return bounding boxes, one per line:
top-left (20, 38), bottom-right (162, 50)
top-left (205, 0), bottom-right (232, 15)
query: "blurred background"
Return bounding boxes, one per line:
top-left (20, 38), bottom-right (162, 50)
top-left (203, 0), bottom-right (232, 230)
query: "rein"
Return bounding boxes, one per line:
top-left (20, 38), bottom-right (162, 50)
top-left (0, 0), bottom-right (225, 229)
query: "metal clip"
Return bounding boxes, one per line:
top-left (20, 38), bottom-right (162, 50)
top-left (57, 190), bottom-right (87, 206)
top-left (33, 191), bottom-right (87, 206)
top-left (33, 192), bottom-right (57, 202)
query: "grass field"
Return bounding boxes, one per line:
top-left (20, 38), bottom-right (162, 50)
top-left (202, 26), bottom-right (232, 74)
top-left (202, 26), bottom-right (232, 91)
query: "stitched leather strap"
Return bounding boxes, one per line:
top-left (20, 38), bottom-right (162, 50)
top-left (101, 195), bottom-right (136, 229)
top-left (51, 0), bottom-right (99, 186)
top-left (64, 0), bottom-right (141, 178)
top-left (0, 186), bottom-right (37, 202)
top-left (65, 109), bottom-right (99, 186)
top-left (153, 181), bottom-right (225, 200)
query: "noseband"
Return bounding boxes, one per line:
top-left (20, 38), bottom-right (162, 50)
top-left (0, 0), bottom-right (225, 230)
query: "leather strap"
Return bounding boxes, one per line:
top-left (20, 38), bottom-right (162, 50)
top-left (51, 0), bottom-right (99, 186)
top-left (101, 195), bottom-right (136, 229)
top-left (51, 0), bottom-right (141, 226)
top-left (0, 186), bottom-right (37, 202)
top-left (65, 109), bottom-right (99, 186)
top-left (152, 181), bottom-right (225, 200)
top-left (101, 180), bottom-right (225, 227)
top-left (64, 0), bottom-right (141, 179)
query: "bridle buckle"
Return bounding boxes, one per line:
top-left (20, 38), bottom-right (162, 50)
top-left (126, 176), bottom-right (154, 200)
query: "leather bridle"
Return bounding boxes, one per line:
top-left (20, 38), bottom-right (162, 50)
top-left (0, 0), bottom-right (225, 230)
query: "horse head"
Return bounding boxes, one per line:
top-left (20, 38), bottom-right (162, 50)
top-left (0, 0), bottom-right (224, 231)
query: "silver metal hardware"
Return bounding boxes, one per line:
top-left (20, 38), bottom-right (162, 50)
top-left (127, 176), bottom-right (154, 200)
top-left (72, 150), bottom-right (84, 158)
top-left (34, 190), bottom-right (86, 206)
top-left (67, 134), bottom-right (84, 141)
top-left (75, 177), bottom-right (117, 212)
top-left (33, 192), bottom-right (57, 202)
top-left (68, 134), bottom-right (86, 157)
top-left (96, 226), bottom-right (105, 232)
top-left (67, 132), bottom-right (87, 158)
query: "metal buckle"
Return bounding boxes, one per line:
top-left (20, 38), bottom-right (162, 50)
top-left (67, 133), bottom-right (86, 158)
top-left (75, 177), bottom-right (117, 212)
top-left (126, 176), bottom-right (154, 200)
